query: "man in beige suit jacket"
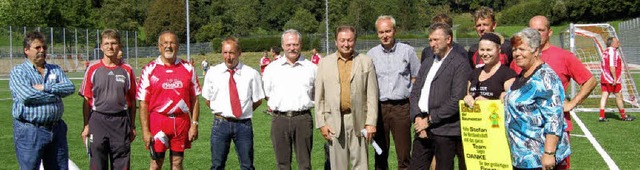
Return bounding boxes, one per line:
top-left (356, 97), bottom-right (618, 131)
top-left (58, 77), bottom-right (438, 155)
top-left (315, 25), bottom-right (378, 170)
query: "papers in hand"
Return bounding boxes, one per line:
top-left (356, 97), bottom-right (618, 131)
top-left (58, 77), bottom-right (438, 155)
top-left (360, 129), bottom-right (383, 155)
top-left (154, 131), bottom-right (169, 147)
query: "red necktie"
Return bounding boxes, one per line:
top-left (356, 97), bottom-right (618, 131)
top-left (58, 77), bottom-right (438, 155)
top-left (228, 69), bottom-right (242, 118)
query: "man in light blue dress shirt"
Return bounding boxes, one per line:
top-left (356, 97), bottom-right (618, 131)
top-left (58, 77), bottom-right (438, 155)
top-left (366, 15), bottom-right (421, 170)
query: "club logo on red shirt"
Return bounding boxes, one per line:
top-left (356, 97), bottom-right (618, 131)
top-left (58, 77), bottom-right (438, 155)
top-left (162, 79), bottom-right (184, 89)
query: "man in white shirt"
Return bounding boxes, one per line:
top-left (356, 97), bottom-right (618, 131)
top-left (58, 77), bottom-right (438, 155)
top-left (263, 29), bottom-right (317, 170)
top-left (202, 37), bottom-right (265, 169)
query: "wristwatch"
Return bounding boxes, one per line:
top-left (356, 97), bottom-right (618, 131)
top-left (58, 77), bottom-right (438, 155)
top-left (192, 121), bottom-right (199, 125)
top-left (544, 151), bottom-right (555, 155)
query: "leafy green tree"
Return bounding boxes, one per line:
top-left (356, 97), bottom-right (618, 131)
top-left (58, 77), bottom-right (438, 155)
top-left (260, 0), bottom-right (319, 32)
top-left (195, 19), bottom-right (223, 42)
top-left (342, 0), bottom-right (375, 32)
top-left (144, 0), bottom-right (186, 44)
top-left (284, 8), bottom-right (319, 34)
top-left (499, 0), bottom-right (551, 25)
top-left (0, 0), bottom-right (47, 27)
top-left (564, 0), bottom-right (639, 23)
top-left (97, 0), bottom-right (144, 31)
top-left (221, 0), bottom-right (260, 36)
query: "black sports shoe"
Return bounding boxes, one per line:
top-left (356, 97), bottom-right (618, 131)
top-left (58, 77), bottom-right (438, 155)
top-left (598, 117), bottom-right (608, 122)
top-left (622, 115), bottom-right (636, 121)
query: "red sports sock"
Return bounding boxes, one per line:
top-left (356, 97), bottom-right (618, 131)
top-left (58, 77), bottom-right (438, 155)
top-left (599, 109), bottom-right (605, 118)
top-left (620, 109), bottom-right (626, 118)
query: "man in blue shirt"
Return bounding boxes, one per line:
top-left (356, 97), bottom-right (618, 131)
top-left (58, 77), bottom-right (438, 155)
top-left (9, 31), bottom-right (75, 169)
top-left (366, 15), bottom-right (421, 170)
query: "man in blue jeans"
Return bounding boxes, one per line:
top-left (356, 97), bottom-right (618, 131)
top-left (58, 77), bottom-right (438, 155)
top-left (9, 31), bottom-right (75, 169)
top-left (202, 37), bottom-right (265, 169)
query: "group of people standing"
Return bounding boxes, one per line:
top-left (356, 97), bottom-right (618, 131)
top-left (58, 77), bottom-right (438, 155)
top-left (9, 6), bottom-right (634, 170)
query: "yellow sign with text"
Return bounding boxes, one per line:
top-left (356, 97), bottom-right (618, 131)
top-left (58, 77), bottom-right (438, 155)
top-left (459, 100), bottom-right (512, 170)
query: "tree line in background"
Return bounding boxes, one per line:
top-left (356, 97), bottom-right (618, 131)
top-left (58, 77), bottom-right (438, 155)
top-left (1, 0), bottom-right (638, 46)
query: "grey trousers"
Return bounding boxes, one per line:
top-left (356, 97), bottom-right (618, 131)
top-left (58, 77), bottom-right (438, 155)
top-left (271, 113), bottom-right (313, 170)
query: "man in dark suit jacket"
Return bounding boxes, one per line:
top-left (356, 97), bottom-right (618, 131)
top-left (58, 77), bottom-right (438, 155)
top-left (420, 14), bottom-right (466, 64)
top-left (409, 23), bottom-right (471, 170)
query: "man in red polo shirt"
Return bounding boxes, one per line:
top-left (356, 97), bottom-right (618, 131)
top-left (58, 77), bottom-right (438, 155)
top-left (511, 16), bottom-right (597, 169)
top-left (137, 31), bottom-right (201, 170)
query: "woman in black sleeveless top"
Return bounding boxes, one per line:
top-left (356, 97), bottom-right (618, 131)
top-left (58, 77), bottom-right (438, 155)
top-left (463, 32), bottom-right (516, 107)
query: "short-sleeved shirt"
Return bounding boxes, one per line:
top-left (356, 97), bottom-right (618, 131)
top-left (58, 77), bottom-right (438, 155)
top-left (510, 45), bottom-right (593, 131)
top-left (262, 56), bottom-right (316, 111)
top-left (201, 60), bottom-right (209, 69)
top-left (601, 47), bottom-right (622, 84)
top-left (510, 45), bottom-right (592, 89)
top-left (202, 63), bottom-right (265, 119)
top-left (367, 41), bottom-right (421, 101)
top-left (468, 65), bottom-right (516, 100)
top-left (137, 57), bottom-right (201, 115)
top-left (259, 56), bottom-right (271, 73)
top-left (311, 53), bottom-right (322, 65)
top-left (79, 61), bottom-right (136, 113)
top-left (504, 64), bottom-right (570, 168)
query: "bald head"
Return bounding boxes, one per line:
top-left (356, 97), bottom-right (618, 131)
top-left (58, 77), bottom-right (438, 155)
top-left (528, 15), bottom-right (553, 50)
top-left (529, 16), bottom-right (550, 29)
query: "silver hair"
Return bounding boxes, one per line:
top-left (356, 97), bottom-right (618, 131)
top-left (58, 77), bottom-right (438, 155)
top-left (281, 29), bottom-right (302, 44)
top-left (513, 28), bottom-right (541, 55)
top-left (376, 15), bottom-right (396, 27)
top-left (157, 31), bottom-right (179, 45)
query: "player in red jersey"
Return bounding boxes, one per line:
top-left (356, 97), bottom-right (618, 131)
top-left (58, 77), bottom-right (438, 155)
top-left (599, 37), bottom-right (635, 122)
top-left (80, 29), bottom-right (137, 170)
top-left (311, 48), bottom-right (322, 65)
top-left (259, 50), bottom-right (271, 73)
top-left (137, 31), bottom-right (201, 170)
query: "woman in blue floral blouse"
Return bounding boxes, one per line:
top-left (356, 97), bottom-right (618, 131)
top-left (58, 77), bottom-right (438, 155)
top-left (504, 28), bottom-right (571, 170)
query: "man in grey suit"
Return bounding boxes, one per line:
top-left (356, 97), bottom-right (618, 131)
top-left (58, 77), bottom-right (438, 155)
top-left (315, 25), bottom-right (378, 170)
top-left (409, 23), bottom-right (471, 170)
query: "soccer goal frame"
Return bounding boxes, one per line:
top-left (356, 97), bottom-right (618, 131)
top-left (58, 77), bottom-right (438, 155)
top-left (561, 23), bottom-right (640, 112)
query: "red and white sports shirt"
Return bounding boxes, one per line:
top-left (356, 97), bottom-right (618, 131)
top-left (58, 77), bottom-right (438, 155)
top-left (79, 61), bottom-right (137, 113)
top-left (601, 47), bottom-right (622, 84)
top-left (259, 56), bottom-right (271, 73)
top-left (137, 57), bottom-right (201, 115)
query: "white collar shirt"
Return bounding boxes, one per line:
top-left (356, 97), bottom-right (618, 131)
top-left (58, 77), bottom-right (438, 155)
top-left (202, 63), bottom-right (265, 119)
top-left (418, 48), bottom-right (452, 113)
top-left (262, 56), bottom-right (317, 111)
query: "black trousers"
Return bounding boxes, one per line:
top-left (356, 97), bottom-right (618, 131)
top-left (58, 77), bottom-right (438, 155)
top-left (88, 111), bottom-right (132, 170)
top-left (324, 142), bottom-right (331, 170)
top-left (409, 133), bottom-right (435, 170)
top-left (432, 135), bottom-right (465, 170)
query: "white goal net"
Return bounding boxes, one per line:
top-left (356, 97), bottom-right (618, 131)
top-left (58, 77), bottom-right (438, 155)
top-left (560, 23), bottom-right (640, 112)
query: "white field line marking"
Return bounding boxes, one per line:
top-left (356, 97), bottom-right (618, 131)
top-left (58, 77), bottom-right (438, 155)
top-left (571, 111), bottom-right (619, 170)
top-left (570, 134), bottom-right (587, 138)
